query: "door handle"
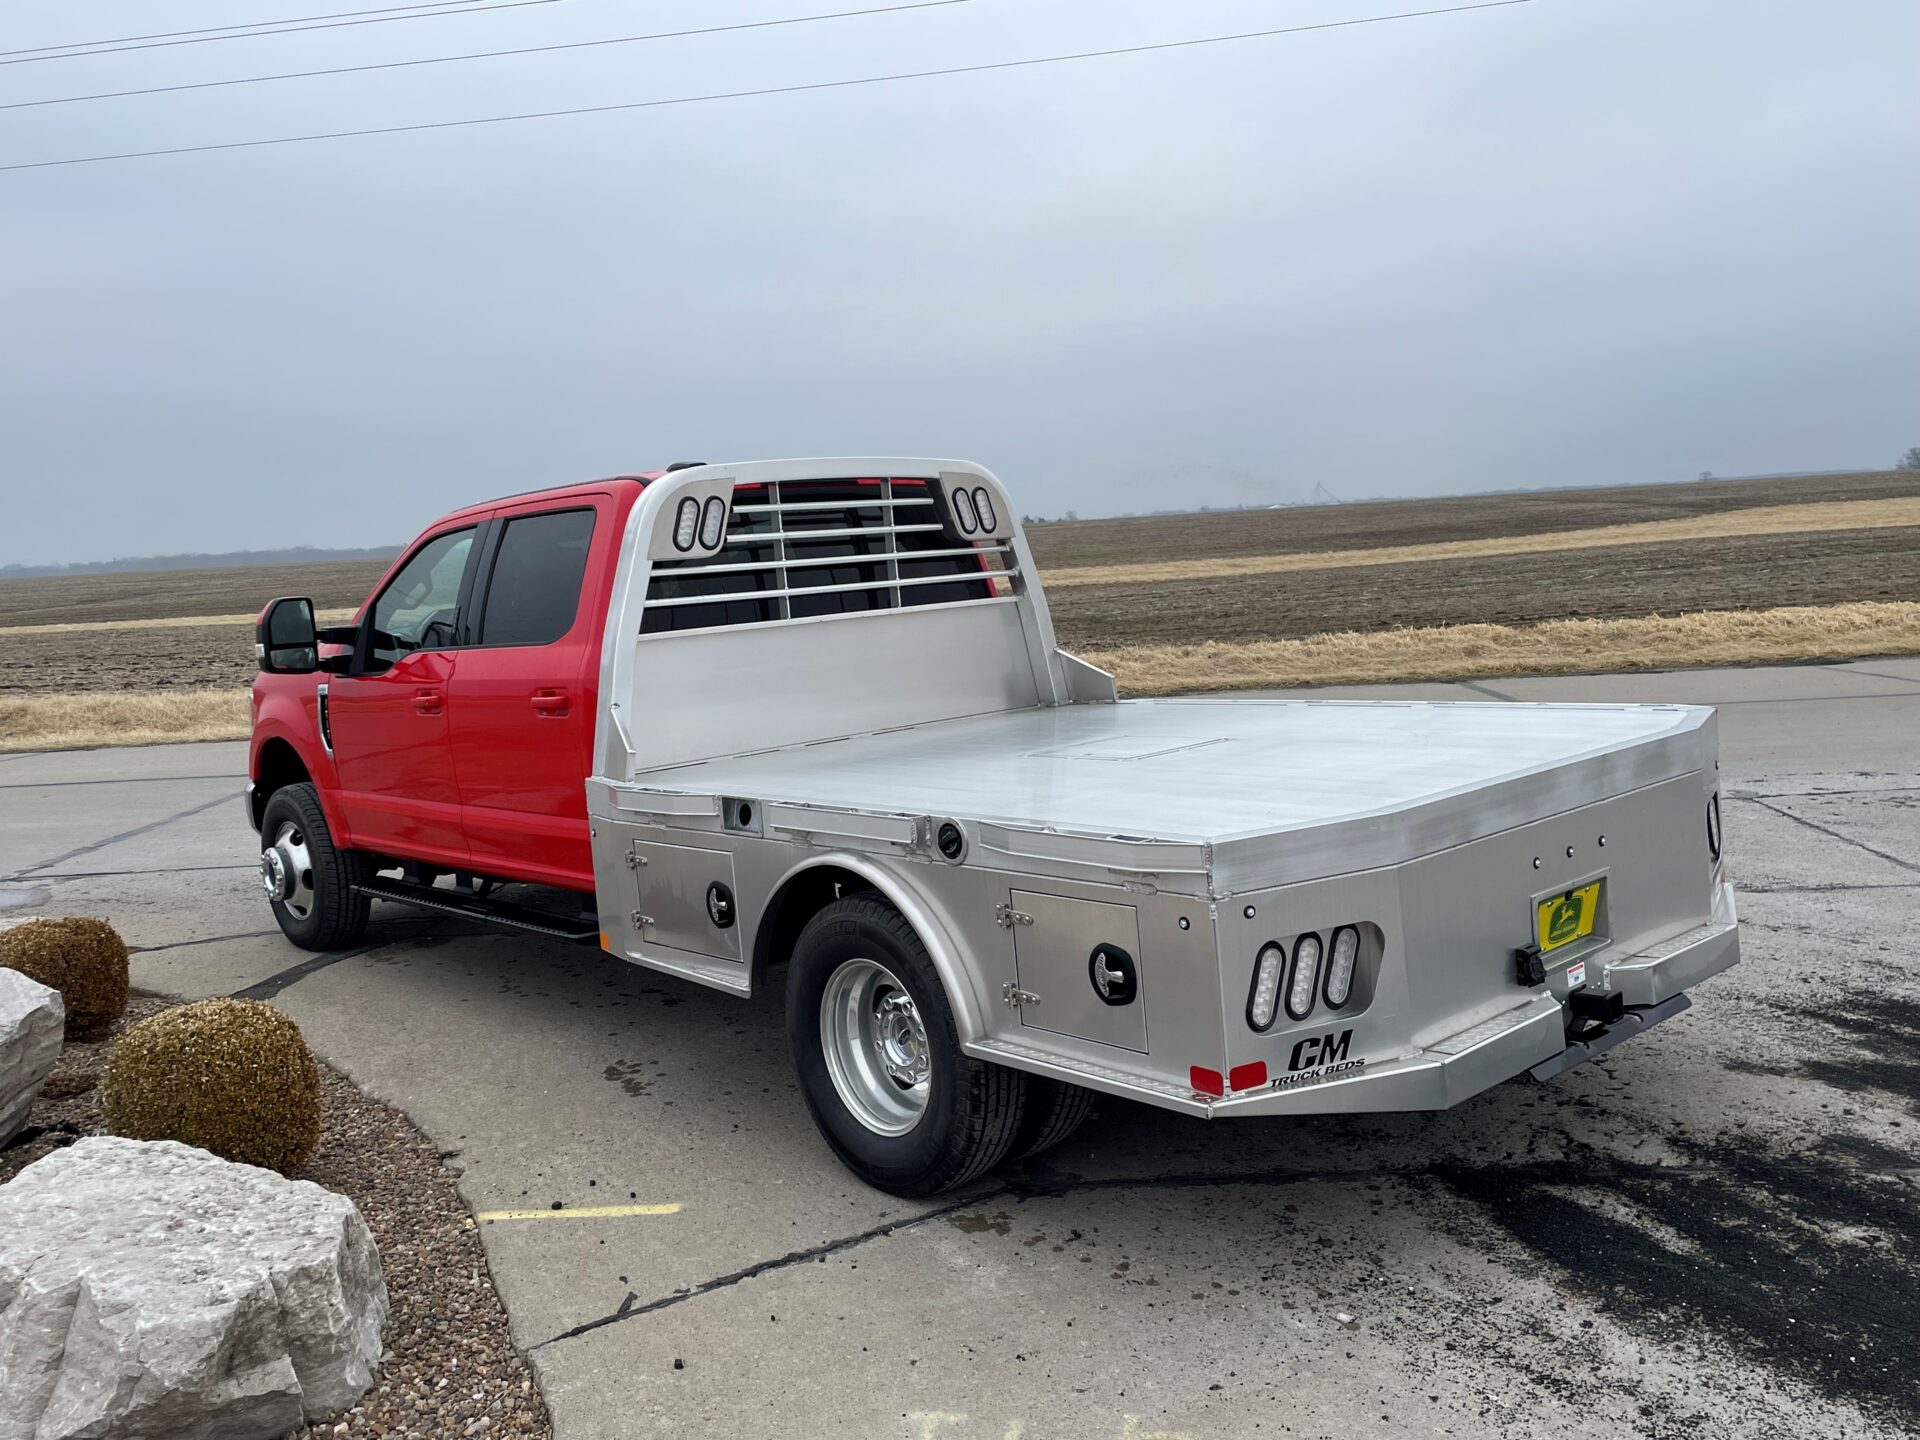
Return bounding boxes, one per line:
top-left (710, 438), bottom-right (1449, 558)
top-left (411, 688), bottom-right (443, 716)
top-left (530, 689), bottom-right (570, 717)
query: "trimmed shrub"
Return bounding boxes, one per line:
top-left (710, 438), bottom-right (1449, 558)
top-left (0, 916), bottom-right (129, 1040)
top-left (100, 999), bottom-right (322, 1175)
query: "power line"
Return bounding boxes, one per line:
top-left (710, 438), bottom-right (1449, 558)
top-left (0, 0), bottom-right (563, 68)
top-left (2, 0), bottom-right (971, 112)
top-left (0, 2), bottom-right (482, 60)
top-left (0, 1), bottom-right (1535, 175)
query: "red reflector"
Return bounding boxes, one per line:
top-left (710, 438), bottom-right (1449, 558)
top-left (1229, 1061), bottom-right (1268, 1092)
top-left (1189, 1066), bottom-right (1225, 1097)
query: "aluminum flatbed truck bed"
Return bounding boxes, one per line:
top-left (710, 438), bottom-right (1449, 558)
top-left (573, 459), bottom-right (1738, 1190)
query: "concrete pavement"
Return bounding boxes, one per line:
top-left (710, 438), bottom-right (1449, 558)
top-left (3, 659), bottom-right (1918, 1439)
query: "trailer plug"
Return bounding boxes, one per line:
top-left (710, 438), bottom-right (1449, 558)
top-left (1514, 945), bottom-right (1546, 987)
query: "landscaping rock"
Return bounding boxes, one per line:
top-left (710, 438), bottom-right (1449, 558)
top-left (0, 1136), bottom-right (389, 1440)
top-left (0, 967), bottom-right (63, 1145)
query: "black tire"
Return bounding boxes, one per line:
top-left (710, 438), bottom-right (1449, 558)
top-left (258, 782), bottom-right (370, 952)
top-left (1009, 1077), bottom-right (1095, 1161)
top-left (786, 895), bottom-right (1027, 1197)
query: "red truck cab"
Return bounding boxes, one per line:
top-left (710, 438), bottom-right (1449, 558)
top-left (248, 475), bottom-right (651, 942)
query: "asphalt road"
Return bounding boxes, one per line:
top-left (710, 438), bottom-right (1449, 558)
top-left (3, 660), bottom-right (1917, 1440)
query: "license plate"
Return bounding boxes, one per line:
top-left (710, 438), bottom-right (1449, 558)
top-left (1536, 881), bottom-right (1602, 954)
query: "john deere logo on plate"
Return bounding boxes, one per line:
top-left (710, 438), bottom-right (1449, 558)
top-left (1536, 880), bottom-right (1602, 953)
top-left (1546, 897), bottom-right (1582, 945)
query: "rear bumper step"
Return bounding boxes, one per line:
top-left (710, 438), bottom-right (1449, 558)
top-left (354, 878), bottom-right (599, 942)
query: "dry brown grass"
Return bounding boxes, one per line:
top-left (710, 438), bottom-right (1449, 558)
top-left (1081, 601), bottom-right (1920, 696)
top-left (0, 687), bottom-right (248, 752)
top-left (1046, 498), bottom-right (1920, 588)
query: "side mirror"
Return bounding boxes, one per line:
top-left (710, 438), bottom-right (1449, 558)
top-left (257, 596), bottom-right (318, 675)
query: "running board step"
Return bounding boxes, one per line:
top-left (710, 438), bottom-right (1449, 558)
top-left (354, 879), bottom-right (599, 943)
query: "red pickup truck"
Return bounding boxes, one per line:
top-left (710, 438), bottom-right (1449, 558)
top-left (248, 473), bottom-right (645, 944)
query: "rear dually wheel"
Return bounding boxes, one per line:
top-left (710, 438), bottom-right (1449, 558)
top-left (786, 895), bottom-right (1027, 1197)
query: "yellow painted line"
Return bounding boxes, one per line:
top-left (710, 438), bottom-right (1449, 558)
top-left (471, 1203), bottom-right (682, 1223)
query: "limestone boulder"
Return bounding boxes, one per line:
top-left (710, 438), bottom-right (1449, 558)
top-left (0, 966), bottom-right (62, 1144)
top-left (0, 1136), bottom-right (388, 1440)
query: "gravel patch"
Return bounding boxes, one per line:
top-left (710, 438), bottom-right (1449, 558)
top-left (0, 992), bottom-right (552, 1439)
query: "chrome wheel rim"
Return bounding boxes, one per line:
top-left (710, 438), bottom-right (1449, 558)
top-left (260, 819), bottom-right (316, 920)
top-left (819, 957), bottom-right (931, 1136)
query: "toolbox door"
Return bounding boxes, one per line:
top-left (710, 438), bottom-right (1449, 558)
top-left (631, 840), bottom-right (742, 963)
top-left (1010, 890), bottom-right (1146, 1053)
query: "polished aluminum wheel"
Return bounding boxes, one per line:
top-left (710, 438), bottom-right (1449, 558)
top-left (260, 818), bottom-right (316, 921)
top-left (819, 957), bottom-right (931, 1136)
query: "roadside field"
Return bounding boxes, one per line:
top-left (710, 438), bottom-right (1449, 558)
top-left (7, 469), bottom-right (1920, 748)
top-left (0, 558), bottom-right (389, 628)
top-left (1045, 524), bottom-right (1920, 650)
top-left (1024, 467), bottom-right (1920, 567)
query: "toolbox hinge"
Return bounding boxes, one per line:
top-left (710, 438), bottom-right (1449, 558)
top-left (995, 903), bottom-right (1034, 929)
top-left (1001, 983), bottom-right (1040, 1010)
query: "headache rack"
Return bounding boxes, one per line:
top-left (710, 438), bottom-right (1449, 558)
top-left (641, 477), bottom-right (1018, 633)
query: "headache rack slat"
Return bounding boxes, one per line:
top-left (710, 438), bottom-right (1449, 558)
top-left (666, 543), bottom-right (1011, 578)
top-left (710, 522), bottom-right (945, 544)
top-left (730, 496), bottom-right (934, 514)
top-left (645, 568), bottom-right (1014, 608)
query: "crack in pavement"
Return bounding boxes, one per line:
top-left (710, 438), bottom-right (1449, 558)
top-left (1739, 796), bottom-right (1920, 875)
top-left (530, 1188), bottom-right (1001, 1349)
top-left (1730, 785), bottom-right (1920, 800)
top-left (1455, 680), bottom-right (1518, 701)
top-left (1836, 667), bottom-right (1920, 687)
top-left (1711, 689), bottom-right (1920, 707)
top-left (1736, 881), bottom-right (1920, 894)
top-left (3, 863), bottom-right (254, 882)
top-left (0, 772), bottom-right (245, 791)
top-left (12, 790), bottom-right (237, 877)
top-left (531, 1153), bottom-right (1920, 1350)
top-left (230, 941), bottom-right (392, 1000)
top-left (133, 930), bottom-right (283, 954)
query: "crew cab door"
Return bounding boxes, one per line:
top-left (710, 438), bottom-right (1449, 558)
top-left (326, 523), bottom-right (480, 867)
top-left (446, 499), bottom-right (605, 890)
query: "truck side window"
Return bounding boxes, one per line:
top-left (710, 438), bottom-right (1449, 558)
top-left (368, 527), bottom-right (475, 671)
top-left (477, 509), bottom-right (596, 646)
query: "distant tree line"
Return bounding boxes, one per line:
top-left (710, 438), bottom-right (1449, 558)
top-left (0, 544), bottom-right (401, 581)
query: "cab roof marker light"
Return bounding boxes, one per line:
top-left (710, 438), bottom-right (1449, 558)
top-left (1325, 925), bottom-right (1359, 1010)
top-left (672, 497), bottom-right (699, 551)
top-left (952, 486), bottom-right (978, 534)
top-left (1247, 942), bottom-right (1285, 1032)
top-left (1286, 933), bottom-right (1322, 1021)
top-left (699, 495), bottom-right (727, 549)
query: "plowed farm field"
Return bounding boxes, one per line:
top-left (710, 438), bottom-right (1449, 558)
top-left (5, 469), bottom-right (1919, 708)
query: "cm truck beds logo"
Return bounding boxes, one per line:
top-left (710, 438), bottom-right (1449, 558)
top-left (1273, 1028), bottom-right (1364, 1091)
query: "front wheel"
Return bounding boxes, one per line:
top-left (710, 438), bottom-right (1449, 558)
top-left (787, 896), bottom-right (1026, 1197)
top-left (258, 782), bottom-right (370, 951)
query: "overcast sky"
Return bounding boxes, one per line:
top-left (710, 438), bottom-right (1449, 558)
top-left (2, 0), bottom-right (1915, 565)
